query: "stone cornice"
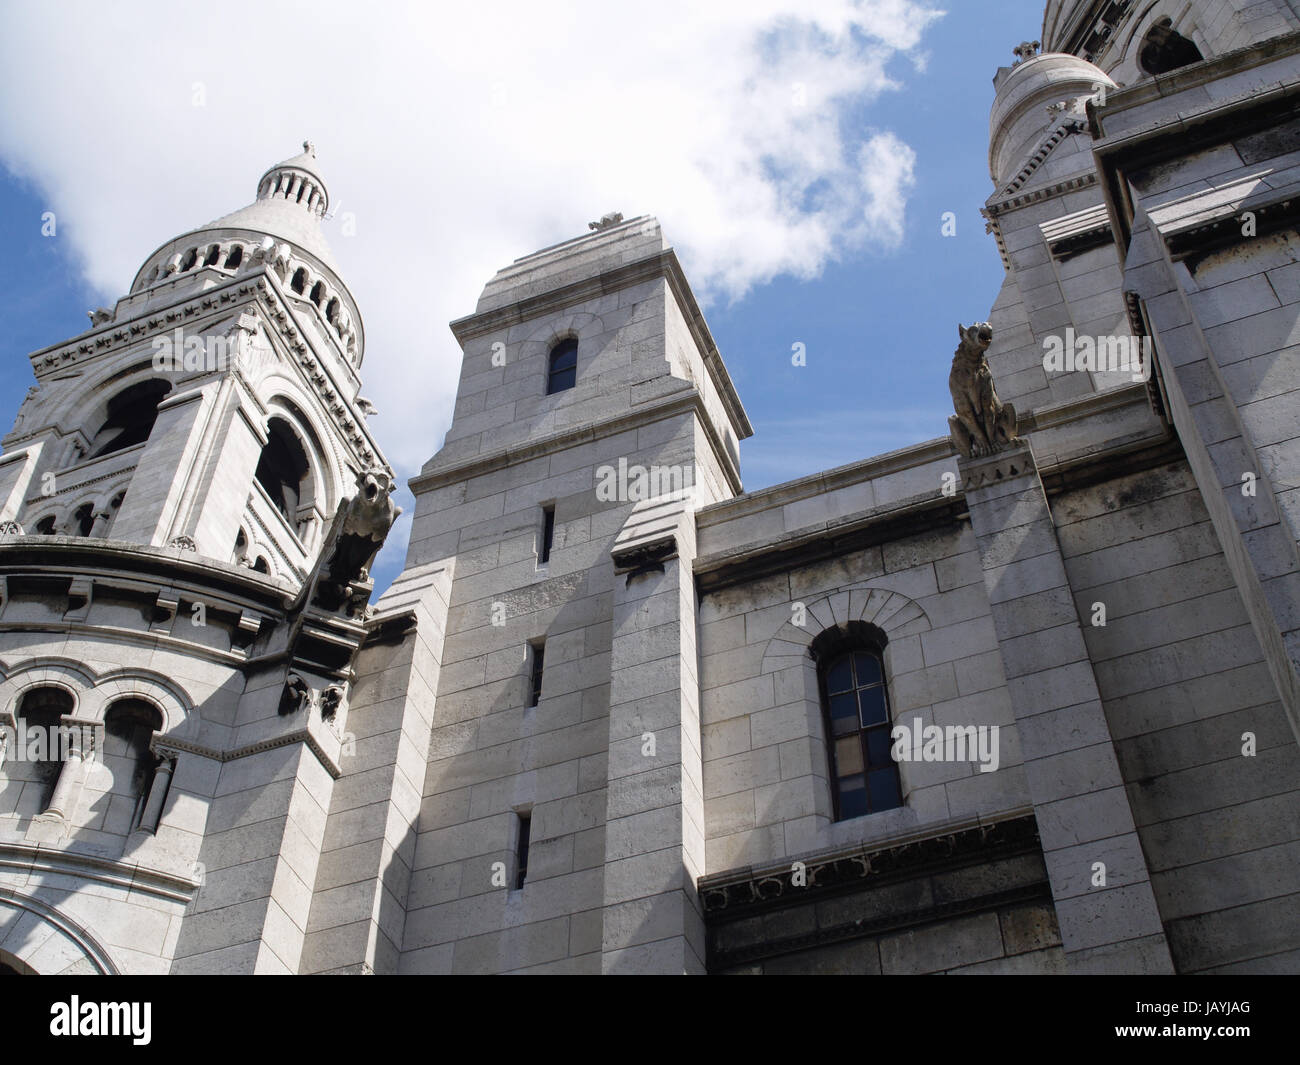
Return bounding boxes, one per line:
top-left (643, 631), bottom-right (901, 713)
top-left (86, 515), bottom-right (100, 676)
top-left (0, 536), bottom-right (292, 613)
top-left (693, 383), bottom-right (1174, 593)
top-left (700, 812), bottom-right (1042, 920)
top-left (695, 436), bottom-right (953, 531)
top-left (157, 722), bottom-right (343, 779)
top-left (449, 250), bottom-right (752, 441)
top-left (412, 387), bottom-right (743, 496)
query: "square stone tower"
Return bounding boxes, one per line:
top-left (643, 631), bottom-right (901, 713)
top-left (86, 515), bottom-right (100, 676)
top-left (340, 216), bottom-right (751, 973)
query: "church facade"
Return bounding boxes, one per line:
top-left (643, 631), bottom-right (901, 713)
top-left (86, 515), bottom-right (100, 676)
top-left (2, 0), bottom-right (1299, 975)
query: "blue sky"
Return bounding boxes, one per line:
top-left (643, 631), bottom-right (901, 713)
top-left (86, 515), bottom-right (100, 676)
top-left (0, 1), bottom-right (1046, 594)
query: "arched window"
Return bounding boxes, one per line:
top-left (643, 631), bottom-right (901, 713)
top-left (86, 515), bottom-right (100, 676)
top-left (253, 556), bottom-right (271, 574)
top-left (71, 503), bottom-right (94, 537)
top-left (310, 281), bottom-right (325, 306)
top-left (290, 268), bottom-right (307, 295)
top-left (546, 338), bottom-right (578, 395)
top-left (180, 248), bottom-right (198, 272)
top-left (14, 687), bottom-right (74, 814)
top-left (1138, 18), bottom-right (1203, 75)
top-left (100, 698), bottom-right (164, 834)
top-left (87, 379), bottom-right (171, 459)
top-left (812, 622), bottom-right (902, 820)
top-left (204, 245), bottom-right (221, 267)
top-left (255, 418), bottom-right (310, 525)
top-left (224, 244), bottom-right (243, 269)
top-left (34, 515), bottom-right (57, 535)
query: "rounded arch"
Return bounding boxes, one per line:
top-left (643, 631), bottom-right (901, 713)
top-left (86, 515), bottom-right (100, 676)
top-left (0, 659), bottom-right (93, 718)
top-left (256, 383), bottom-right (344, 517)
top-left (0, 891), bottom-right (119, 974)
top-left (0, 949), bottom-right (37, 975)
top-left (84, 669), bottom-right (194, 733)
top-left (43, 357), bottom-right (165, 436)
top-left (759, 585), bottom-right (932, 676)
top-left (85, 377), bottom-right (172, 459)
top-left (1137, 16), bottom-right (1203, 75)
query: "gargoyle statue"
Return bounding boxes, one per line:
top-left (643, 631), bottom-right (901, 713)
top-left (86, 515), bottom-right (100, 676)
top-left (948, 322), bottom-right (1019, 459)
top-left (319, 685), bottom-right (344, 721)
top-left (279, 672), bottom-right (313, 716)
top-left (311, 468), bottom-right (403, 614)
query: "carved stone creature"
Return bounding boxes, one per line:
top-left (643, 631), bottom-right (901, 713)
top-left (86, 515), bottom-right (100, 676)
top-left (279, 672), bottom-right (312, 716)
top-left (588, 212), bottom-right (624, 232)
top-left (948, 322), bottom-right (1019, 459)
top-left (319, 685), bottom-right (344, 720)
top-left (311, 468), bottom-right (402, 614)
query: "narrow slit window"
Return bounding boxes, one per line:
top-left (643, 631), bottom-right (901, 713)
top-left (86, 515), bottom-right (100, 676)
top-left (528, 642), bottom-right (545, 707)
top-left (539, 505), bottom-right (555, 564)
top-left (515, 812), bottom-right (532, 889)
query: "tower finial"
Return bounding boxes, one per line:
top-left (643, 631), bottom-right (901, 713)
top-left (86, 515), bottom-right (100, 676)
top-left (303, 140), bottom-right (316, 157)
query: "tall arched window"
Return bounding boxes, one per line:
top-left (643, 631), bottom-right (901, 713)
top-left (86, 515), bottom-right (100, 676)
top-left (1138, 18), bottom-right (1203, 76)
top-left (100, 698), bottom-right (163, 834)
top-left (13, 687), bottom-right (74, 815)
top-left (812, 622), bottom-right (902, 820)
top-left (87, 379), bottom-right (171, 459)
top-left (255, 417), bottom-right (311, 526)
top-left (547, 338), bottom-right (578, 395)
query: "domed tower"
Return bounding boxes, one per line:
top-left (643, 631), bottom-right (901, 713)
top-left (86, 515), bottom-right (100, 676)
top-left (0, 145), bottom-right (400, 974)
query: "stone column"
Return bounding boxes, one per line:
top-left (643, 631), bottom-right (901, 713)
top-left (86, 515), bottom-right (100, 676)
top-left (41, 718), bottom-right (94, 821)
top-left (139, 752), bottom-right (175, 834)
top-left (601, 497), bottom-right (706, 974)
top-left (961, 442), bottom-right (1175, 973)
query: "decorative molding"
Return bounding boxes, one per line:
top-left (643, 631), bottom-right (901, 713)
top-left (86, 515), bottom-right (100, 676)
top-left (700, 813), bottom-right (1042, 919)
top-left (958, 441), bottom-right (1034, 490)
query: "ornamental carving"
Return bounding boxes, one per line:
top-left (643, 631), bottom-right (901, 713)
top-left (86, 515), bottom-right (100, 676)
top-left (947, 322), bottom-right (1020, 459)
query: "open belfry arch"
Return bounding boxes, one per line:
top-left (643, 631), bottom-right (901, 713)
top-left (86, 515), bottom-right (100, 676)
top-left (3, 0), bottom-right (1300, 976)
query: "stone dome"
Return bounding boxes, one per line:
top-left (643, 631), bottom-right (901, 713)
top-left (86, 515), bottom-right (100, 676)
top-left (988, 52), bottom-right (1116, 185)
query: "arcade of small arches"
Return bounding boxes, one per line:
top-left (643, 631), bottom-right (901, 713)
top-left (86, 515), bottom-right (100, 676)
top-left (0, 665), bottom-right (192, 840)
top-left (134, 239), bottom-right (359, 364)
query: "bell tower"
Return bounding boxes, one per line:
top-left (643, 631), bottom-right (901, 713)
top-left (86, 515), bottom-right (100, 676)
top-left (0, 145), bottom-right (401, 975)
top-left (0, 142), bottom-right (377, 579)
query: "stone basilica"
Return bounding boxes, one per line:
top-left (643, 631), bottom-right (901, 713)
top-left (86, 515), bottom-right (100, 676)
top-left (1, 0), bottom-right (1299, 974)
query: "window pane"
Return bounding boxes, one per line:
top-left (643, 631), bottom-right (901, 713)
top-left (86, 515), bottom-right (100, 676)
top-left (865, 726), bottom-right (893, 768)
top-left (826, 657), bottom-right (852, 694)
top-left (859, 685), bottom-right (887, 726)
top-left (548, 366), bottom-right (576, 393)
top-left (853, 652), bottom-right (881, 686)
top-left (838, 775), bottom-right (867, 819)
top-left (829, 692), bottom-right (858, 735)
top-left (551, 341), bottom-right (577, 370)
top-left (834, 736), bottom-right (863, 776)
top-left (868, 765), bottom-right (902, 811)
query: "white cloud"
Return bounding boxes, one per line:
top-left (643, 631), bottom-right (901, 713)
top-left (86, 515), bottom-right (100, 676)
top-left (0, 0), bottom-right (943, 484)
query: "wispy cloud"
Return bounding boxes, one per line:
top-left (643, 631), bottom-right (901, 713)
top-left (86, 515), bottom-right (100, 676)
top-left (0, 0), bottom-right (944, 501)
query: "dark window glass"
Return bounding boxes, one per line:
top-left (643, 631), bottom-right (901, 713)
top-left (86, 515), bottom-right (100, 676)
top-left (547, 339), bottom-right (577, 395)
top-left (255, 420), bottom-right (310, 523)
top-left (528, 642), bottom-right (545, 707)
top-left (88, 379), bottom-right (171, 459)
top-left (539, 506), bottom-right (555, 564)
top-left (515, 812), bottom-right (532, 889)
top-left (1139, 19), bottom-right (1203, 76)
top-left (820, 646), bottom-right (902, 819)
